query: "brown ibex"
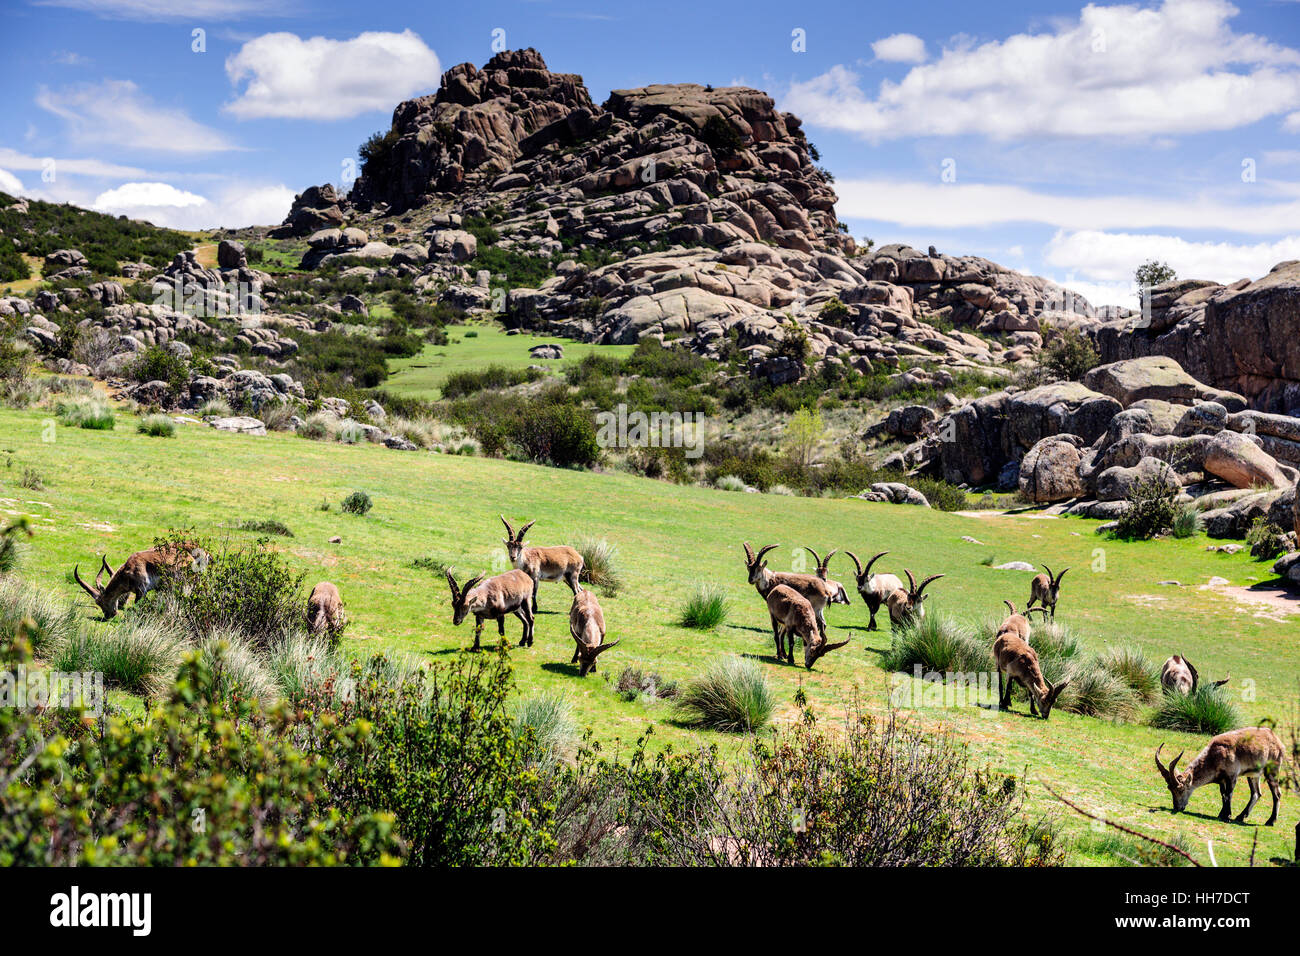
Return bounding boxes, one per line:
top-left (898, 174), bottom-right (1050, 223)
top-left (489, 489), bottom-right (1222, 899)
top-left (1027, 565), bottom-right (1069, 619)
top-left (885, 569), bottom-right (944, 629)
top-left (743, 542), bottom-right (840, 640)
top-left (569, 590), bottom-right (619, 676)
top-left (501, 515), bottom-right (584, 612)
top-left (73, 542), bottom-right (208, 620)
top-left (765, 583), bottom-right (850, 669)
top-left (993, 602), bottom-right (1069, 720)
top-left (803, 547), bottom-right (852, 605)
top-left (307, 582), bottom-right (346, 637)
top-left (445, 568), bottom-right (535, 649)
top-left (844, 551), bottom-right (902, 631)
top-left (1160, 654), bottom-right (1229, 695)
top-left (1155, 727), bottom-right (1284, 824)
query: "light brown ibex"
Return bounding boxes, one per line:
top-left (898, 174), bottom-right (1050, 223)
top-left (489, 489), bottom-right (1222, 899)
top-left (743, 542), bottom-right (840, 640)
top-left (1160, 654), bottom-right (1229, 695)
top-left (307, 582), bottom-right (346, 637)
top-left (803, 547), bottom-right (852, 605)
top-left (1155, 727), bottom-right (1284, 824)
top-left (445, 568), bottom-right (535, 649)
top-left (993, 602), bottom-right (1069, 720)
top-left (501, 515), bottom-right (584, 612)
top-left (73, 542), bottom-right (208, 620)
top-left (844, 551), bottom-right (902, 631)
top-left (885, 569), bottom-right (944, 629)
top-left (765, 583), bottom-right (850, 669)
top-left (569, 590), bottom-right (619, 676)
top-left (1027, 565), bottom-right (1069, 620)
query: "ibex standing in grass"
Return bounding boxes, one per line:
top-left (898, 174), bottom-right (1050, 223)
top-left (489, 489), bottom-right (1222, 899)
top-left (501, 515), bottom-right (583, 613)
top-left (993, 601), bottom-right (1069, 720)
top-left (844, 551), bottom-right (902, 631)
top-left (569, 590), bottom-right (619, 676)
top-left (73, 542), bottom-right (208, 620)
top-left (743, 542), bottom-right (840, 640)
top-left (804, 547), bottom-right (852, 605)
top-left (445, 568), bottom-right (536, 649)
top-left (307, 582), bottom-right (346, 637)
top-left (765, 584), bottom-right (850, 669)
top-left (1160, 654), bottom-right (1229, 695)
top-left (1155, 728), bottom-right (1284, 824)
top-left (1027, 565), bottom-right (1069, 620)
top-left (885, 569), bottom-right (944, 629)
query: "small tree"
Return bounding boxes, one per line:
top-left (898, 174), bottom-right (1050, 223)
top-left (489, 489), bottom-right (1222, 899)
top-left (1041, 327), bottom-right (1100, 381)
top-left (785, 406), bottom-right (825, 468)
top-left (1135, 260), bottom-right (1176, 289)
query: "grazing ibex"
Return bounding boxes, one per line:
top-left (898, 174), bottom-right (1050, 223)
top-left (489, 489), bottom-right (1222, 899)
top-left (803, 547), bottom-right (852, 605)
top-left (307, 582), bottom-right (346, 636)
top-left (501, 515), bottom-right (583, 612)
top-left (569, 590), bottom-right (619, 676)
top-left (993, 602), bottom-right (1069, 719)
top-left (743, 542), bottom-right (840, 639)
top-left (1155, 727), bottom-right (1284, 824)
top-left (73, 542), bottom-right (208, 620)
top-left (1027, 565), bottom-right (1069, 620)
top-left (765, 583), bottom-right (850, 669)
top-left (445, 568), bottom-right (535, 649)
top-left (1160, 654), bottom-right (1229, 695)
top-left (885, 569), bottom-right (944, 629)
top-left (844, 551), bottom-right (902, 631)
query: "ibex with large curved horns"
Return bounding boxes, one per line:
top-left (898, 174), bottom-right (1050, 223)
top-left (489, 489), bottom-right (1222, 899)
top-left (1155, 727), bottom-right (1284, 824)
top-left (1159, 654), bottom-right (1229, 695)
top-left (73, 543), bottom-right (208, 620)
top-left (803, 547), bottom-right (852, 606)
top-left (500, 515), bottom-right (583, 613)
top-left (993, 600), bottom-right (1068, 720)
top-left (742, 542), bottom-right (840, 640)
top-left (844, 550), bottom-right (902, 631)
top-left (445, 567), bottom-right (535, 649)
top-left (885, 569), bottom-right (944, 628)
top-left (1027, 565), bottom-right (1069, 620)
top-left (765, 584), bottom-right (851, 669)
top-left (569, 590), bottom-right (619, 676)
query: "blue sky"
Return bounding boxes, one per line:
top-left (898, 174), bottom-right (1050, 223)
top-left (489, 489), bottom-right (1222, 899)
top-left (3, 0), bottom-right (1300, 306)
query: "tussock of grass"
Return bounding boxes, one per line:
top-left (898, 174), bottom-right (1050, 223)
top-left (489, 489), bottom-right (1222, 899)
top-left (0, 577), bottom-right (79, 655)
top-left (714, 474), bottom-right (747, 492)
top-left (266, 632), bottom-right (353, 706)
top-left (679, 583), bottom-right (730, 629)
top-left (511, 691), bottom-right (579, 762)
top-left (882, 613), bottom-right (990, 674)
top-left (1099, 646), bottom-right (1161, 704)
top-left (674, 655), bottom-right (773, 732)
top-left (193, 630), bottom-right (279, 708)
top-left (1152, 684), bottom-right (1240, 735)
top-left (1076, 830), bottom-right (1195, 867)
top-left (56, 396), bottom-right (115, 430)
top-left (576, 536), bottom-right (621, 595)
top-left (1059, 661), bottom-right (1139, 721)
top-left (238, 518), bottom-right (294, 537)
top-left (53, 616), bottom-right (187, 698)
top-left (137, 414), bottom-right (175, 437)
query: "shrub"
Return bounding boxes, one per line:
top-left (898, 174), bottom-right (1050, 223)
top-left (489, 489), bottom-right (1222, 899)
top-left (341, 490), bottom-right (373, 515)
top-left (238, 518), bottom-right (294, 537)
top-left (882, 614), bottom-right (991, 675)
top-left (1152, 684), bottom-right (1241, 735)
top-left (679, 583), bottom-right (730, 629)
top-left (1113, 477), bottom-right (1178, 540)
top-left (199, 397), bottom-right (233, 418)
top-left (56, 396), bottom-right (115, 430)
top-left (1135, 260), bottom-right (1177, 289)
top-left (576, 536), bottom-right (621, 595)
top-left (19, 467), bottom-right (44, 490)
top-left (1246, 517), bottom-right (1287, 560)
top-left (1040, 328), bottom-right (1100, 381)
top-left (1171, 504), bottom-right (1202, 539)
top-left (674, 655), bottom-right (774, 732)
top-left (127, 345), bottom-right (189, 392)
top-left (442, 364), bottom-right (545, 399)
top-left (614, 666), bottom-right (678, 702)
top-left (511, 692), bottom-right (579, 764)
top-left (510, 402), bottom-right (600, 468)
top-left (714, 474), bottom-right (747, 492)
top-left (1098, 646), bottom-right (1161, 704)
top-left (137, 413), bottom-right (175, 437)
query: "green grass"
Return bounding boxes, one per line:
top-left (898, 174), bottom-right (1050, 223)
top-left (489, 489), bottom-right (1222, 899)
top-left (673, 655), bottom-right (774, 732)
top-left (1, 402), bottom-right (1297, 865)
top-left (679, 583), bottom-right (731, 629)
top-left (385, 323), bottom-right (634, 400)
top-left (1153, 685), bottom-right (1242, 735)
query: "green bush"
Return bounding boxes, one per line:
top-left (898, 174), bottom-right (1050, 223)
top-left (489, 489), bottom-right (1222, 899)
top-left (1041, 328), bottom-right (1100, 381)
top-left (1152, 684), bottom-right (1240, 735)
top-left (56, 396), bottom-right (115, 430)
top-left (511, 692), bottom-right (579, 764)
top-left (1246, 517), bottom-right (1287, 560)
top-left (128, 345), bottom-right (189, 392)
top-left (1113, 477), bottom-right (1179, 540)
top-left (341, 490), bottom-right (373, 515)
top-left (679, 583), bottom-right (730, 629)
top-left (882, 614), bottom-right (991, 674)
top-left (576, 536), bottom-right (621, 595)
top-left (239, 518), bottom-right (294, 537)
top-left (442, 364), bottom-right (544, 398)
top-left (137, 413), bottom-right (176, 437)
top-left (509, 402), bottom-right (600, 467)
top-left (674, 655), bottom-right (773, 732)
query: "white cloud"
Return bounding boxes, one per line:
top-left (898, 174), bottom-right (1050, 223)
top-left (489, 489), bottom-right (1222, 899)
top-left (224, 30), bottom-right (441, 120)
top-left (0, 169), bottom-right (23, 194)
top-left (783, 0), bottom-right (1300, 140)
top-left (91, 180), bottom-right (294, 229)
top-left (33, 0), bottom-right (276, 19)
top-left (871, 33), bottom-right (927, 64)
top-left (1286, 111), bottom-right (1300, 132)
top-left (0, 147), bottom-right (146, 179)
top-left (37, 80), bottom-right (239, 154)
top-left (834, 177), bottom-right (1300, 234)
top-left (1045, 228), bottom-right (1300, 285)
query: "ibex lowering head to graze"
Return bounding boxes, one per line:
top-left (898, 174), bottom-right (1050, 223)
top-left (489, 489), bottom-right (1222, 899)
top-left (1160, 654), bottom-right (1229, 695)
top-left (569, 590), bottom-right (619, 676)
top-left (1027, 565), bottom-right (1069, 620)
top-left (844, 551), bottom-right (902, 631)
top-left (501, 515), bottom-right (583, 612)
top-left (307, 582), bottom-right (346, 637)
top-left (73, 542), bottom-right (208, 620)
top-left (803, 547), bottom-right (852, 606)
top-left (743, 542), bottom-right (839, 640)
top-left (885, 569), bottom-right (944, 629)
top-left (445, 568), bottom-right (535, 650)
top-left (993, 601), bottom-right (1068, 719)
top-left (1155, 727), bottom-right (1284, 824)
top-left (765, 584), bottom-right (850, 669)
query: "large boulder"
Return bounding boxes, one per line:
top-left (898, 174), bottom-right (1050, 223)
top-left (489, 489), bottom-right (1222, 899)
top-left (1095, 456), bottom-right (1181, 502)
top-left (1019, 436), bottom-right (1087, 503)
top-left (1083, 356), bottom-right (1245, 409)
top-left (209, 416), bottom-right (267, 436)
top-left (1203, 430), bottom-right (1289, 489)
top-left (428, 230), bottom-right (477, 262)
top-left (1006, 382), bottom-right (1121, 450)
top-left (217, 240), bottom-right (247, 269)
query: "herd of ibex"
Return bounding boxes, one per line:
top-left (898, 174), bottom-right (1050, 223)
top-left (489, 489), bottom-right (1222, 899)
top-left (72, 531), bottom-right (1283, 826)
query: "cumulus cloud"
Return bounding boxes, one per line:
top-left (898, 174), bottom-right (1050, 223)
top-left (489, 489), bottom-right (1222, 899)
top-left (871, 33), bottom-right (927, 64)
top-left (1045, 228), bottom-right (1300, 285)
top-left (36, 80), bottom-right (239, 154)
top-left (0, 169), bottom-right (23, 194)
top-left (224, 30), bottom-right (441, 120)
top-left (91, 180), bottom-right (294, 229)
top-left (783, 0), bottom-right (1300, 140)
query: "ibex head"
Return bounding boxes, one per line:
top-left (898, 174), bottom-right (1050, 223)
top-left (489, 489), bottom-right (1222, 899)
top-left (73, 556), bottom-right (118, 620)
top-left (576, 638), bottom-right (620, 677)
top-left (804, 632), bottom-right (851, 670)
top-left (1040, 564), bottom-right (1069, 599)
top-left (1154, 744), bottom-right (1193, 812)
top-left (845, 550), bottom-right (889, 588)
top-left (743, 542), bottom-right (779, 587)
top-left (500, 515), bottom-right (536, 564)
top-left (900, 569), bottom-right (944, 621)
top-left (1035, 676), bottom-right (1070, 720)
top-left (445, 568), bottom-right (485, 626)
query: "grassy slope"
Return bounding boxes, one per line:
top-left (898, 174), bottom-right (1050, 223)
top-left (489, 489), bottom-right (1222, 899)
top-left (385, 323), bottom-right (635, 400)
top-left (2, 403), bottom-right (1297, 866)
